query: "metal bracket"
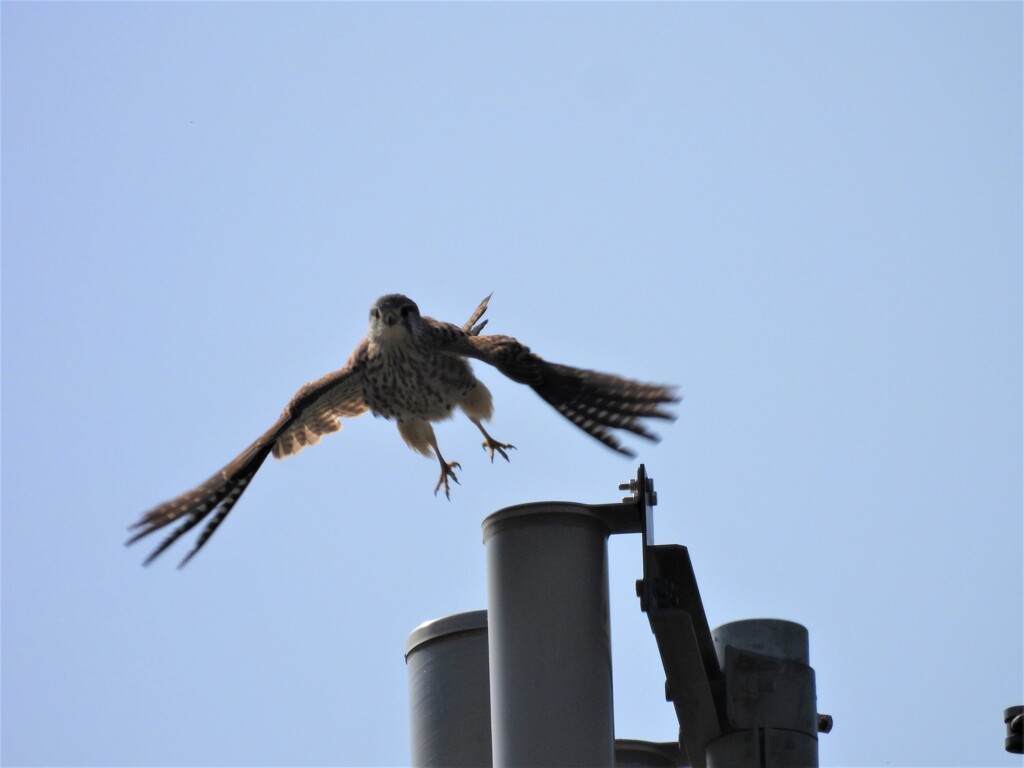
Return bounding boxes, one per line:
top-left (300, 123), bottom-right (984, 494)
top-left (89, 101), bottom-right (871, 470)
top-left (618, 466), bottom-right (832, 768)
top-left (620, 465), bottom-right (722, 768)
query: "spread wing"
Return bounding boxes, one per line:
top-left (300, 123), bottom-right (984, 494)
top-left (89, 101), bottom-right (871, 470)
top-left (457, 333), bottom-right (679, 456)
top-left (272, 366), bottom-right (370, 458)
top-left (127, 345), bottom-right (369, 567)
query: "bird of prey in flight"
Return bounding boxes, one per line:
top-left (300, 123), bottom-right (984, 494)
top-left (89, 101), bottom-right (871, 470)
top-left (128, 294), bottom-right (678, 566)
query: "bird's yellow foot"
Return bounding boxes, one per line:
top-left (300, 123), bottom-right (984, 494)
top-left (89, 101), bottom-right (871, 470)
top-left (481, 437), bottom-right (516, 463)
top-left (434, 461), bottom-right (462, 499)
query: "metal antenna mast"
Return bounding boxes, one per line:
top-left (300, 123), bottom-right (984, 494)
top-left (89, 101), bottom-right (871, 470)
top-left (406, 465), bottom-right (832, 767)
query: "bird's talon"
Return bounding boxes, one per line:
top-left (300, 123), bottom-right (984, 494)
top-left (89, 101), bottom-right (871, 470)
top-left (481, 438), bottom-right (516, 463)
top-left (434, 461), bottom-right (461, 498)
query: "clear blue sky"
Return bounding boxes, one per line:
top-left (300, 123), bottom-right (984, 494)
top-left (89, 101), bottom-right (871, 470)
top-left (2, 3), bottom-right (1020, 767)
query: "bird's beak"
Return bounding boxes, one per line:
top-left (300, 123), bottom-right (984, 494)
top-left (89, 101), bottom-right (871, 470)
top-left (381, 309), bottom-right (399, 327)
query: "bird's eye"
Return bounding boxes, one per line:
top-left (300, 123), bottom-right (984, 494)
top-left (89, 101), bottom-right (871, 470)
top-left (400, 305), bottom-right (411, 317)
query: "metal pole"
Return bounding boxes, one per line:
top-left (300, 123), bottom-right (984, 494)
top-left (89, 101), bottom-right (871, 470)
top-left (405, 611), bottom-right (492, 768)
top-left (614, 739), bottom-right (682, 767)
top-left (706, 619), bottom-right (821, 768)
top-left (483, 501), bottom-right (628, 768)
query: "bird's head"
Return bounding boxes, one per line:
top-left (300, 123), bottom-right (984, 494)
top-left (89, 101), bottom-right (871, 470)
top-left (368, 294), bottom-right (421, 342)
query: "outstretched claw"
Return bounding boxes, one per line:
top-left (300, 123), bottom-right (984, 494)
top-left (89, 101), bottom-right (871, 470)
top-left (481, 437), bottom-right (516, 463)
top-left (469, 417), bottom-right (515, 463)
top-left (434, 461), bottom-right (462, 499)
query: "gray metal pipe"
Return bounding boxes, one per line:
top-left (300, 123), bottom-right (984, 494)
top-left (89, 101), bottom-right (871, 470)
top-left (712, 618), bottom-right (809, 668)
top-left (483, 501), bottom-right (626, 768)
top-left (405, 610), bottom-right (492, 768)
top-left (707, 619), bottom-right (820, 768)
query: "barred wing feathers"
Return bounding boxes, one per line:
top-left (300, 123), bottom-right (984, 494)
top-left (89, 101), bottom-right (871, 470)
top-left (128, 362), bottom-right (367, 567)
top-left (462, 334), bottom-right (678, 456)
top-left (272, 360), bottom-right (370, 458)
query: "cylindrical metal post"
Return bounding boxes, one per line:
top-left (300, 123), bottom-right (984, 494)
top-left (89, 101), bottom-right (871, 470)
top-left (483, 501), bottom-right (619, 768)
top-left (712, 618), bottom-right (810, 668)
top-left (707, 619), bottom-right (820, 768)
top-left (405, 611), bottom-right (492, 768)
top-left (614, 739), bottom-right (680, 767)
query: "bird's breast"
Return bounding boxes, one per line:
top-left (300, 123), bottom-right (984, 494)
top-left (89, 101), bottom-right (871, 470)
top-left (362, 344), bottom-right (476, 421)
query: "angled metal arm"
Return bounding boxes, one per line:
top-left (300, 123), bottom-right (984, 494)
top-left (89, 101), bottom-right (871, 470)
top-left (621, 465), bottom-right (722, 768)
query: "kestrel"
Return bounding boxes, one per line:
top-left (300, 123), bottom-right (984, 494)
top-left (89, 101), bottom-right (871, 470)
top-left (128, 294), bottom-right (678, 566)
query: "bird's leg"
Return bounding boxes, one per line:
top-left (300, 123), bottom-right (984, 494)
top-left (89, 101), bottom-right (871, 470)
top-left (427, 432), bottom-right (461, 499)
top-left (469, 417), bottom-right (516, 463)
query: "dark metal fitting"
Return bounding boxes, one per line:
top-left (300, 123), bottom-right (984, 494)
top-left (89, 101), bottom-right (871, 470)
top-left (1006, 706), bottom-right (1023, 754)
